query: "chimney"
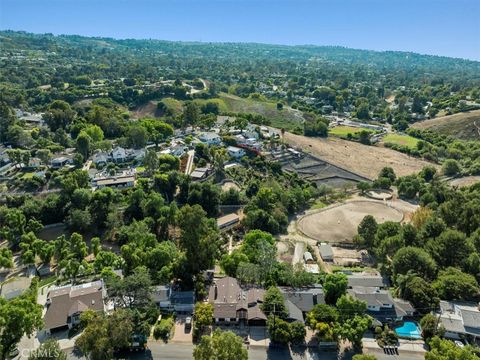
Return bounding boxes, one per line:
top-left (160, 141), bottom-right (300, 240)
top-left (214, 284), bottom-right (218, 300)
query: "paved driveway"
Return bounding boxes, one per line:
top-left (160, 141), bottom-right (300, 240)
top-left (249, 327), bottom-right (270, 347)
top-left (170, 316), bottom-right (192, 344)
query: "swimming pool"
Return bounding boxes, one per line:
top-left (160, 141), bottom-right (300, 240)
top-left (395, 321), bottom-right (422, 339)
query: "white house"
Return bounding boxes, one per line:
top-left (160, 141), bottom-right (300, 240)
top-left (227, 146), bottom-right (246, 159)
top-left (111, 147), bottom-right (127, 163)
top-left (439, 301), bottom-right (480, 341)
top-left (168, 144), bottom-right (189, 157)
top-left (235, 134), bottom-right (247, 144)
top-left (92, 151), bottom-right (109, 166)
top-left (198, 132), bottom-right (221, 146)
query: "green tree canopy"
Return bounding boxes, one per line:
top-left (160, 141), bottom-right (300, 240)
top-left (433, 267), bottom-right (479, 301)
top-left (193, 329), bottom-right (247, 360)
top-left (392, 246), bottom-right (437, 280)
top-left (323, 273), bottom-right (348, 305)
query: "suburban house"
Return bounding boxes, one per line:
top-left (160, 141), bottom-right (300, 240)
top-left (96, 147), bottom-right (146, 164)
top-left (161, 144), bottom-right (188, 157)
top-left (227, 146), bottom-right (246, 159)
top-left (280, 286), bottom-right (325, 323)
top-left (346, 272), bottom-right (388, 289)
top-left (190, 166), bottom-right (212, 181)
top-left (15, 109), bottom-right (45, 125)
top-left (92, 151), bottom-right (109, 166)
top-left (111, 146), bottom-right (127, 163)
top-left (152, 285), bottom-right (195, 314)
top-left (243, 138), bottom-right (262, 151)
top-left (439, 301), bottom-right (480, 342)
top-left (170, 290), bottom-right (195, 314)
top-left (152, 285), bottom-right (172, 308)
top-left (198, 132), bottom-right (222, 146)
top-left (348, 287), bottom-right (415, 323)
top-left (51, 156), bottom-right (73, 168)
top-left (0, 276), bottom-right (32, 300)
top-left (92, 170), bottom-right (136, 189)
top-left (208, 277), bottom-right (267, 326)
top-left (44, 281), bottom-right (106, 334)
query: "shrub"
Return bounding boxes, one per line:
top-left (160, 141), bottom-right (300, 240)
top-left (153, 317), bottom-right (174, 341)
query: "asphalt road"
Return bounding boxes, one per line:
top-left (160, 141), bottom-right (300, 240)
top-left (65, 344), bottom-right (344, 360)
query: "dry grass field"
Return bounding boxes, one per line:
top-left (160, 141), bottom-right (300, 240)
top-left (411, 110), bottom-right (480, 141)
top-left (283, 131), bottom-right (437, 179)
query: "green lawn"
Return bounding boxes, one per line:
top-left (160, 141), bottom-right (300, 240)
top-left (310, 199), bottom-right (327, 210)
top-left (382, 133), bottom-right (419, 149)
top-left (160, 98), bottom-right (184, 117)
top-left (193, 98), bottom-right (229, 113)
top-left (219, 93), bottom-right (305, 132)
top-left (329, 125), bottom-right (373, 138)
top-left (21, 172), bottom-right (35, 179)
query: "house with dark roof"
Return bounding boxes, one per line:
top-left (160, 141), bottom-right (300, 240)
top-left (439, 301), bottom-right (480, 342)
top-left (208, 277), bottom-right (266, 326)
top-left (51, 156), bottom-right (73, 169)
top-left (44, 281), bottom-right (106, 334)
top-left (280, 286), bottom-right (325, 323)
top-left (170, 290), bottom-right (195, 314)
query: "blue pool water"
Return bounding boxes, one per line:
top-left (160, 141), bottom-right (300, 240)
top-left (395, 321), bottom-right (422, 339)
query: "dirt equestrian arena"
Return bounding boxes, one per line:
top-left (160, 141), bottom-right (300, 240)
top-left (297, 200), bottom-right (403, 244)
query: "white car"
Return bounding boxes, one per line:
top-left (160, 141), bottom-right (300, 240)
top-left (455, 340), bottom-right (465, 348)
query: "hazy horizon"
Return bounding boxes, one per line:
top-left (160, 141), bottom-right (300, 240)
top-left (1, 0), bottom-right (480, 61)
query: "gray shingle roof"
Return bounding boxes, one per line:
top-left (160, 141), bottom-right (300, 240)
top-left (347, 274), bottom-right (386, 288)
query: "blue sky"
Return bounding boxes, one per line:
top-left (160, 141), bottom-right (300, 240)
top-left (1, 0), bottom-right (479, 60)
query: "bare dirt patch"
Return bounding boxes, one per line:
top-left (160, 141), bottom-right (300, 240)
top-left (283, 131), bottom-right (437, 179)
top-left (221, 181), bottom-right (240, 192)
top-left (449, 176), bottom-right (480, 188)
top-left (332, 247), bottom-right (371, 266)
top-left (131, 100), bottom-right (162, 119)
top-left (297, 200), bottom-right (403, 244)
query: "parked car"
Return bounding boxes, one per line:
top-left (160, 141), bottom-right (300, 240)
top-left (185, 317), bottom-right (192, 330)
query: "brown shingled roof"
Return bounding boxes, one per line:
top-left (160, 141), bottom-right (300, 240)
top-left (44, 281), bottom-right (105, 331)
